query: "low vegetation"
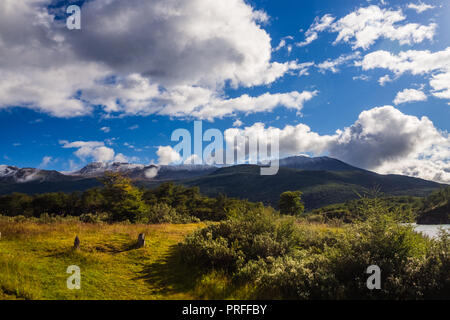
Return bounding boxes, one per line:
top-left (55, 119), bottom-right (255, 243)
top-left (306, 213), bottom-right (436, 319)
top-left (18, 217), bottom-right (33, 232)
top-left (179, 197), bottom-right (449, 299)
top-left (0, 174), bottom-right (448, 300)
top-left (0, 219), bottom-right (214, 300)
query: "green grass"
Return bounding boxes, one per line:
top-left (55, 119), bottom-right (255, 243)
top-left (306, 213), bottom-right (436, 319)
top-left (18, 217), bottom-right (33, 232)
top-left (0, 220), bottom-right (248, 300)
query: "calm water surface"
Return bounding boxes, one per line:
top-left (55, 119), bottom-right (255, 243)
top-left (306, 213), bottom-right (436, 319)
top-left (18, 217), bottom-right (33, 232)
top-left (411, 224), bottom-right (450, 239)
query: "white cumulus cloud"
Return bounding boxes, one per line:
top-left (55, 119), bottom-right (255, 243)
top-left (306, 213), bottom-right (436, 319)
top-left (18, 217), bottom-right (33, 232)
top-left (60, 140), bottom-right (130, 163)
top-left (233, 119), bottom-right (244, 127)
top-left (407, 2), bottom-right (435, 13)
top-left (316, 52), bottom-right (361, 73)
top-left (298, 5), bottom-right (436, 50)
top-left (0, 0), bottom-right (311, 120)
top-left (39, 156), bottom-right (53, 168)
top-left (297, 14), bottom-right (335, 47)
top-left (394, 88), bottom-right (427, 105)
top-left (379, 74), bottom-right (395, 86)
top-left (156, 146), bottom-right (182, 165)
top-left (144, 167), bottom-right (159, 179)
top-left (360, 47), bottom-right (450, 102)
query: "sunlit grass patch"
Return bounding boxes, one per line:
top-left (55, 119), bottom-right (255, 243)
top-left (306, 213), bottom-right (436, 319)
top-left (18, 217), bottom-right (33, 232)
top-left (0, 221), bottom-right (206, 300)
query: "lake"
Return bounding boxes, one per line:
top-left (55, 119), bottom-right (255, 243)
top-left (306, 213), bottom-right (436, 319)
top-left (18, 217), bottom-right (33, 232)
top-left (411, 224), bottom-right (450, 239)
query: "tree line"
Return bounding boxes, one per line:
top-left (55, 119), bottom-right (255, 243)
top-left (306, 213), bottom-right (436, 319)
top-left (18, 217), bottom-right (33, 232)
top-left (0, 172), bottom-right (277, 223)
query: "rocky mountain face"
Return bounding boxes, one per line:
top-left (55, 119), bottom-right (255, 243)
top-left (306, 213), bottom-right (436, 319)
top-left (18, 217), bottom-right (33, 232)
top-left (72, 162), bottom-right (146, 177)
top-left (69, 162), bottom-right (218, 181)
top-left (0, 165), bottom-right (72, 184)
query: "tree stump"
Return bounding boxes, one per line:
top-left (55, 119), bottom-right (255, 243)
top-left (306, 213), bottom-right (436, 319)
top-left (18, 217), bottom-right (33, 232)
top-left (74, 235), bottom-right (80, 250)
top-left (137, 233), bottom-right (145, 248)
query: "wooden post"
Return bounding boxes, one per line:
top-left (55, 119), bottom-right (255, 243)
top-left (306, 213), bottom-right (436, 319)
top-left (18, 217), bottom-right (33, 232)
top-left (74, 235), bottom-right (80, 250)
top-left (137, 233), bottom-right (145, 248)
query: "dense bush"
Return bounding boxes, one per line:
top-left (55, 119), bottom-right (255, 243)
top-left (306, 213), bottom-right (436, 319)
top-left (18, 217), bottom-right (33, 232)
top-left (279, 191), bottom-right (305, 216)
top-left (180, 207), bottom-right (300, 271)
top-left (137, 203), bottom-right (200, 224)
top-left (79, 213), bottom-right (108, 223)
top-left (247, 217), bottom-right (448, 300)
top-left (179, 198), bottom-right (450, 299)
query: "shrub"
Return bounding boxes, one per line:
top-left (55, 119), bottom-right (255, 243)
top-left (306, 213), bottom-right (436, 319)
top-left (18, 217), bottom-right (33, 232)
top-left (138, 203), bottom-right (199, 224)
top-left (402, 231), bottom-right (450, 299)
top-left (279, 191), bottom-right (305, 216)
top-left (180, 208), bottom-right (299, 272)
top-left (322, 213), bottom-right (429, 299)
top-left (179, 197), bottom-right (450, 299)
top-left (79, 213), bottom-right (108, 224)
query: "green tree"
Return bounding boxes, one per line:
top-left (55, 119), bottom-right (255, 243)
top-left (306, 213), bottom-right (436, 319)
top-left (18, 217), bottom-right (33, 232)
top-left (32, 192), bottom-right (69, 216)
top-left (0, 193), bottom-right (33, 217)
top-left (100, 172), bottom-right (148, 222)
top-left (81, 188), bottom-right (105, 214)
top-left (279, 191), bottom-right (305, 216)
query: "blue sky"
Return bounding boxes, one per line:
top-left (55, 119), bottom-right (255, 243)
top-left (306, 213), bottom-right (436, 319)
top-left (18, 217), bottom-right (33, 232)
top-left (0, 0), bottom-right (449, 182)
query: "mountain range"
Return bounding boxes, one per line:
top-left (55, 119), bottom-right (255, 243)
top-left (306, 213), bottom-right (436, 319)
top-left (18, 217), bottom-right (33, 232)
top-left (0, 156), bottom-right (446, 210)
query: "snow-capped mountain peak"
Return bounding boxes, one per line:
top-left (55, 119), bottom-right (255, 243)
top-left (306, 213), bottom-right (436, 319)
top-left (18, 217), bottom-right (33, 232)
top-left (0, 166), bottom-right (69, 183)
top-left (73, 162), bottom-right (146, 177)
top-left (70, 162), bottom-right (218, 180)
top-left (0, 165), bottom-right (19, 177)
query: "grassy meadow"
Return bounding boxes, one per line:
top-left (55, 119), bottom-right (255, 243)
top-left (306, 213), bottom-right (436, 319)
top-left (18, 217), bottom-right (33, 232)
top-left (0, 220), bottom-right (208, 300)
top-left (0, 218), bottom-right (342, 300)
